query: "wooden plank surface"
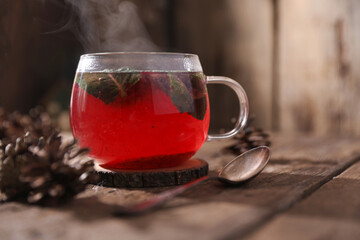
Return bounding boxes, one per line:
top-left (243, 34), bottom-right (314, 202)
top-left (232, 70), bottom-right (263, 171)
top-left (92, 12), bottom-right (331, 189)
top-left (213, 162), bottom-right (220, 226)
top-left (0, 134), bottom-right (359, 240)
top-left (246, 161), bottom-right (360, 240)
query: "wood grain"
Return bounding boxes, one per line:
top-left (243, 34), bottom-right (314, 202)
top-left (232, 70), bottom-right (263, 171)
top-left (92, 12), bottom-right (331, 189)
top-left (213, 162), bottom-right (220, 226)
top-left (1, 134), bottom-right (360, 240)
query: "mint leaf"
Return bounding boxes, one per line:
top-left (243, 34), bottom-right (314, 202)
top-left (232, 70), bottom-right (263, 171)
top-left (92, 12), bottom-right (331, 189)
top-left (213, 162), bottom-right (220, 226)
top-left (190, 72), bottom-right (207, 99)
top-left (169, 74), bottom-right (194, 114)
top-left (168, 73), bottom-right (208, 120)
top-left (189, 73), bottom-right (208, 120)
top-left (75, 72), bottom-right (140, 104)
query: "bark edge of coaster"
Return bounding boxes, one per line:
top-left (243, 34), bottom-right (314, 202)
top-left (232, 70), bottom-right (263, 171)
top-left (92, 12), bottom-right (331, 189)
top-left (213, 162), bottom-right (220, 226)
top-left (90, 159), bottom-right (208, 188)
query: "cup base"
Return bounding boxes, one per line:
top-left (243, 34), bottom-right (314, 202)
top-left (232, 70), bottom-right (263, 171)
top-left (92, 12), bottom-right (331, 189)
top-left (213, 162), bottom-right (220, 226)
top-left (97, 151), bottom-right (196, 171)
top-left (92, 158), bottom-right (209, 188)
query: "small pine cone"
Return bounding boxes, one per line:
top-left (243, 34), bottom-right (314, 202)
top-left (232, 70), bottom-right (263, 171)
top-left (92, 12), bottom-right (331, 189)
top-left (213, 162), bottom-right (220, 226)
top-left (0, 132), bottom-right (97, 205)
top-left (0, 135), bottom-right (34, 199)
top-left (226, 124), bottom-right (271, 155)
top-left (27, 106), bottom-right (55, 139)
top-left (0, 106), bottom-right (57, 143)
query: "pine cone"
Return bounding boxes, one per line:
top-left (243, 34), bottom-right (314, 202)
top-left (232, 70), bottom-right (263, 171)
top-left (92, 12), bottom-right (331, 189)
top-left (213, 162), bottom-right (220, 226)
top-left (0, 106), bottom-right (56, 144)
top-left (226, 122), bottom-right (271, 155)
top-left (0, 132), bottom-right (97, 205)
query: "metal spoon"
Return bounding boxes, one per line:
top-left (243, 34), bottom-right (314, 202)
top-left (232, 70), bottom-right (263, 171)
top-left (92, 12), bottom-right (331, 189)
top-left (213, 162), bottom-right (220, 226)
top-left (114, 146), bottom-right (271, 216)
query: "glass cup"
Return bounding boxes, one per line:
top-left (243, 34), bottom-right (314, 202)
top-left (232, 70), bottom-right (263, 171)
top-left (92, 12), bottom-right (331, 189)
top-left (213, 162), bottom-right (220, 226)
top-left (70, 52), bottom-right (248, 170)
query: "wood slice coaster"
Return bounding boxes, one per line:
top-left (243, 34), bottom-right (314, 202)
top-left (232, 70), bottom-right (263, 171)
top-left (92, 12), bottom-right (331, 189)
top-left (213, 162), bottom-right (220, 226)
top-left (90, 159), bottom-right (208, 188)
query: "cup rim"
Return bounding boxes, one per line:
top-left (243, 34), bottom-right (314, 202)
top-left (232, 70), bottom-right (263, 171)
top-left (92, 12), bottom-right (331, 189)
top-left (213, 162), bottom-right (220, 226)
top-left (81, 52), bottom-right (198, 58)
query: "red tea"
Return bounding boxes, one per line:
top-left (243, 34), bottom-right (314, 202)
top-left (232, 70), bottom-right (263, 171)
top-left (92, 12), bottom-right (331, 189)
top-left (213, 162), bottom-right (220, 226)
top-left (70, 71), bottom-right (210, 170)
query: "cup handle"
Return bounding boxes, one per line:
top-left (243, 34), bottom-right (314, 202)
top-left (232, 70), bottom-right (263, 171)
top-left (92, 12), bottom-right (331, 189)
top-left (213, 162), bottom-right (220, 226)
top-left (206, 76), bottom-right (249, 141)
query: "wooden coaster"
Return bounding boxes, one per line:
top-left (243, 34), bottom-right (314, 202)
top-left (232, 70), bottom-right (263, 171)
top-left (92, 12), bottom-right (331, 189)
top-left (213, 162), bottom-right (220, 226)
top-left (91, 159), bottom-right (208, 188)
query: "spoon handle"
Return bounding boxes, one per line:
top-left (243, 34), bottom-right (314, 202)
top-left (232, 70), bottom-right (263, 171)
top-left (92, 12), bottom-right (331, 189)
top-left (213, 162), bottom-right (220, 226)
top-left (114, 176), bottom-right (216, 216)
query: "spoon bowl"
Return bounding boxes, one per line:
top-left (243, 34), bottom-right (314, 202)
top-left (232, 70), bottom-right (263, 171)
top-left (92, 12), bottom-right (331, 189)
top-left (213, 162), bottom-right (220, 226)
top-left (218, 146), bottom-right (271, 184)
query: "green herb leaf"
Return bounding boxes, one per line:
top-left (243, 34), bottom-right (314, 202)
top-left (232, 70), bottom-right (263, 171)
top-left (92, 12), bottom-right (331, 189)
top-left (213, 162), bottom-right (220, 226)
top-left (168, 73), bottom-right (208, 120)
top-left (75, 72), bottom-right (140, 104)
top-left (190, 72), bottom-right (207, 99)
top-left (169, 74), bottom-right (194, 114)
top-left (189, 73), bottom-right (208, 120)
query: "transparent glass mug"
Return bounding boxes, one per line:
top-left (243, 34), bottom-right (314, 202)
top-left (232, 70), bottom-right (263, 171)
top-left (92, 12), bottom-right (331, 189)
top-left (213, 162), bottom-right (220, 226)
top-left (70, 52), bottom-right (248, 170)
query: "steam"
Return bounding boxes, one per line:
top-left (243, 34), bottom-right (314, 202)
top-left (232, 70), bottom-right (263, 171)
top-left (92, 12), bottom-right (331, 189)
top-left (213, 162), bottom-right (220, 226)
top-left (66, 0), bottom-right (159, 52)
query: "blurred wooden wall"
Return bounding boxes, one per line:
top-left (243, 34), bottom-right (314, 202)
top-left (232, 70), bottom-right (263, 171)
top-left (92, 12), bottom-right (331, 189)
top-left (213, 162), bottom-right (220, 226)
top-left (0, 0), bottom-right (82, 111)
top-left (278, 0), bottom-right (360, 136)
top-left (173, 0), bottom-right (360, 136)
top-left (1, 0), bottom-right (360, 136)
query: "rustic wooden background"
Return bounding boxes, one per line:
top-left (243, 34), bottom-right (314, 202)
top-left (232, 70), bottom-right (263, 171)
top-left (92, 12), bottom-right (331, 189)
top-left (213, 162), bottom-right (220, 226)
top-left (1, 0), bottom-right (360, 136)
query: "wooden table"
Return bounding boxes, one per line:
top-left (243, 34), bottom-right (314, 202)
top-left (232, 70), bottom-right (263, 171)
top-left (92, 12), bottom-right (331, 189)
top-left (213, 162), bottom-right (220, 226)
top-left (1, 134), bottom-right (360, 240)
